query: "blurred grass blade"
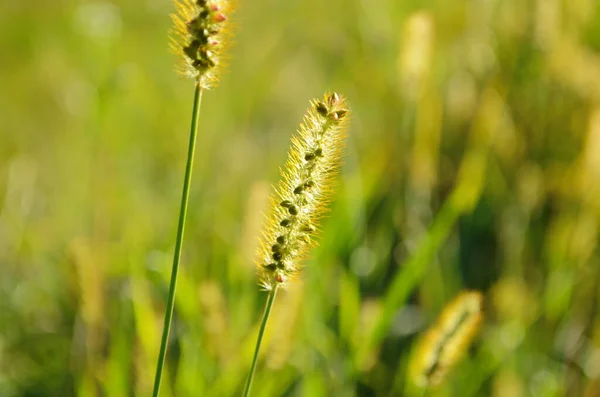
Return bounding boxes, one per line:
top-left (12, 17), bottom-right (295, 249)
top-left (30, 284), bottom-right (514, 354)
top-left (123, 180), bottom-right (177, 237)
top-left (357, 87), bottom-right (505, 367)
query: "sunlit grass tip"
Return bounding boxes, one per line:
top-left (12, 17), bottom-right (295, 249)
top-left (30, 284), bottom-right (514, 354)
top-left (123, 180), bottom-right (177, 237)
top-left (170, 0), bottom-right (233, 88)
top-left (409, 290), bottom-right (483, 389)
top-left (256, 92), bottom-right (350, 291)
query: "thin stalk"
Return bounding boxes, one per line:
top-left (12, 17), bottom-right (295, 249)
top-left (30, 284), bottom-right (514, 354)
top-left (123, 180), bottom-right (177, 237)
top-left (152, 83), bottom-right (203, 397)
top-left (242, 287), bottom-right (278, 397)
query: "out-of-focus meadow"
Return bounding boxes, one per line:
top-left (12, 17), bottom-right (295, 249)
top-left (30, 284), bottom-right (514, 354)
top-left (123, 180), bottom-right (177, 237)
top-left (2, 0), bottom-right (600, 396)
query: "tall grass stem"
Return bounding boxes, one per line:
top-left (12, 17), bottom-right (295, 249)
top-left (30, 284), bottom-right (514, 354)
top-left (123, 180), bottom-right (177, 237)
top-left (152, 83), bottom-right (203, 397)
top-left (243, 287), bottom-right (278, 397)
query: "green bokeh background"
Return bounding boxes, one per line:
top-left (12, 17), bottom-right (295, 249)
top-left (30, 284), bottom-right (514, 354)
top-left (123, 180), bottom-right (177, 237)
top-left (2, 0), bottom-right (600, 396)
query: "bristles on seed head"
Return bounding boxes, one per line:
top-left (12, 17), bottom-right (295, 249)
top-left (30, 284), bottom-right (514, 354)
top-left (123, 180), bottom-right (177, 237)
top-left (256, 93), bottom-right (350, 290)
top-left (170, 0), bottom-right (233, 88)
top-left (409, 291), bottom-right (483, 388)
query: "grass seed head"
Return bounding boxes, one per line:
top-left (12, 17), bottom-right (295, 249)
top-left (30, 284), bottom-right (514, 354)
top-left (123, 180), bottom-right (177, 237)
top-left (256, 92), bottom-right (350, 290)
top-left (170, 0), bottom-right (233, 88)
top-left (409, 290), bottom-right (483, 388)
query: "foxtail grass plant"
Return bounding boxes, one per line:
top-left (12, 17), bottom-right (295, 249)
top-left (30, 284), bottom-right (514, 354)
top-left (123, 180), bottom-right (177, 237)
top-left (407, 291), bottom-right (483, 395)
top-left (242, 93), bottom-right (350, 397)
top-left (152, 1), bottom-right (233, 396)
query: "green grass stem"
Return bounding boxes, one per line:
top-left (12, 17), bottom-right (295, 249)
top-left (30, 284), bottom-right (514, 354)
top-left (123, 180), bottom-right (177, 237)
top-left (152, 83), bottom-right (203, 397)
top-left (242, 287), bottom-right (278, 397)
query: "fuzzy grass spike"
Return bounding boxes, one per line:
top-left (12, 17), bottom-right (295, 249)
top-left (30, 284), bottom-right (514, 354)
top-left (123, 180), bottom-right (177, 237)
top-left (243, 93), bottom-right (350, 397)
top-left (170, 0), bottom-right (232, 87)
top-left (256, 92), bottom-right (350, 290)
top-left (409, 290), bottom-right (483, 389)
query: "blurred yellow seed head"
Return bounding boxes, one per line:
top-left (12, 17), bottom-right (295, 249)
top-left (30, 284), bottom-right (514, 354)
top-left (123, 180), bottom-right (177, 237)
top-left (409, 290), bottom-right (483, 389)
top-left (170, 0), bottom-right (233, 88)
top-left (256, 93), bottom-right (350, 290)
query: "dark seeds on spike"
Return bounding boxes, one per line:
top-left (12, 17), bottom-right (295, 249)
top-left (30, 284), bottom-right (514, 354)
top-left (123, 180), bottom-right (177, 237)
top-left (315, 102), bottom-right (328, 116)
top-left (294, 185), bottom-right (304, 194)
top-left (305, 153), bottom-right (316, 161)
top-left (183, 46), bottom-right (196, 60)
top-left (197, 33), bottom-right (209, 44)
top-left (272, 252), bottom-right (282, 261)
top-left (183, 40), bottom-right (200, 59)
top-left (335, 109), bottom-right (349, 119)
top-left (271, 244), bottom-right (281, 253)
top-left (288, 206), bottom-right (299, 215)
top-left (276, 235), bottom-right (286, 244)
top-left (203, 53), bottom-right (216, 67)
top-left (280, 200), bottom-right (293, 208)
top-left (265, 263), bottom-right (277, 271)
top-left (276, 262), bottom-right (285, 270)
top-left (315, 148), bottom-right (323, 157)
top-left (194, 17), bottom-right (210, 32)
top-left (186, 19), bottom-right (200, 35)
top-left (280, 219), bottom-right (291, 227)
top-left (304, 180), bottom-right (315, 189)
top-left (193, 59), bottom-right (210, 69)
